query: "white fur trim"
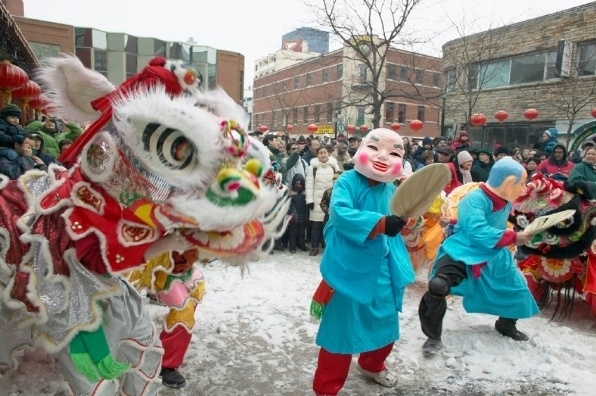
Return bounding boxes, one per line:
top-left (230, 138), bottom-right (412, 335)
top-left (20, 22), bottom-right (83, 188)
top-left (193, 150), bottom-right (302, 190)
top-left (35, 55), bottom-right (115, 123)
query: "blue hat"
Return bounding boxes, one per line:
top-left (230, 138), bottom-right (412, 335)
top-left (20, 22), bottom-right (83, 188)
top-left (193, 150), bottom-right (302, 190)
top-left (544, 127), bottom-right (558, 139)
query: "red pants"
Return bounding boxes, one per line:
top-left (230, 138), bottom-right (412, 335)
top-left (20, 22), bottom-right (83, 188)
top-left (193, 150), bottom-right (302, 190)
top-left (312, 343), bottom-right (394, 396)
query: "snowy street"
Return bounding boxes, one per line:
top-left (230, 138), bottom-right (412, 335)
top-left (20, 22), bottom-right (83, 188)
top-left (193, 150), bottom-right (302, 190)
top-left (1, 250), bottom-right (596, 395)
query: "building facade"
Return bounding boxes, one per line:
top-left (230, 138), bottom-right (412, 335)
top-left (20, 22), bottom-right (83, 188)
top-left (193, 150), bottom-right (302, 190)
top-left (442, 2), bottom-right (596, 151)
top-left (253, 40), bottom-right (442, 139)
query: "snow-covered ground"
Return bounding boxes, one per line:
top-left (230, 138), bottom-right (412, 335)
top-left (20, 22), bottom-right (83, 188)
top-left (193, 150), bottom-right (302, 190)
top-left (1, 250), bottom-right (595, 395)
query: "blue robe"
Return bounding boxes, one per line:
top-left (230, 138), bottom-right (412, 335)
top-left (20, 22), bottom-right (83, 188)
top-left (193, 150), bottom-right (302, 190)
top-left (316, 170), bottom-right (415, 354)
top-left (432, 188), bottom-right (540, 319)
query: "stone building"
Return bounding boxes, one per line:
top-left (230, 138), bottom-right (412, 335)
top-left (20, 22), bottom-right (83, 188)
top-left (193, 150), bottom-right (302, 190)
top-left (253, 37), bottom-right (442, 139)
top-left (442, 2), bottom-right (596, 152)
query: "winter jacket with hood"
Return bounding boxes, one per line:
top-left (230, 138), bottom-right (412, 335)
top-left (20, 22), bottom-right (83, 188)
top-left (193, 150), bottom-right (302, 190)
top-left (536, 127), bottom-right (559, 155)
top-left (26, 120), bottom-right (82, 158)
top-left (305, 156), bottom-right (340, 222)
top-left (288, 173), bottom-right (308, 223)
top-left (536, 143), bottom-right (575, 180)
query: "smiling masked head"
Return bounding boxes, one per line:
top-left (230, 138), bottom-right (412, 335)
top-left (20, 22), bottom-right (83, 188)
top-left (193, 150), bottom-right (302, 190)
top-left (353, 128), bottom-right (405, 183)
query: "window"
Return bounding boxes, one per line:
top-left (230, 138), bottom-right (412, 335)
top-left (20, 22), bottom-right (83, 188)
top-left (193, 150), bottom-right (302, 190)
top-left (397, 104), bottom-right (406, 124)
top-left (578, 43), bottom-right (596, 76)
top-left (385, 102), bottom-right (394, 122)
top-left (322, 68), bottom-right (329, 83)
top-left (510, 53), bottom-right (547, 85)
top-left (282, 80), bottom-right (287, 91)
top-left (303, 106), bottom-right (309, 124)
top-left (327, 102), bottom-right (333, 123)
top-left (415, 69), bottom-right (424, 84)
top-left (417, 106), bottom-right (425, 122)
top-left (358, 64), bottom-right (367, 83)
top-left (306, 73), bottom-right (312, 86)
top-left (314, 105), bottom-right (321, 123)
top-left (357, 106), bottom-right (365, 125)
top-left (337, 64), bottom-right (343, 80)
top-left (293, 108), bottom-right (298, 124)
top-left (294, 76), bottom-right (300, 89)
top-left (126, 53), bottom-right (137, 79)
top-left (432, 73), bottom-right (440, 87)
top-left (387, 64), bottom-right (397, 80)
top-left (467, 63), bottom-right (479, 90)
top-left (445, 69), bottom-right (456, 92)
top-left (400, 66), bottom-right (408, 81)
top-left (94, 49), bottom-right (108, 76)
top-left (478, 59), bottom-right (510, 88)
top-left (272, 110), bottom-right (277, 126)
top-left (262, 86), bottom-right (267, 97)
top-left (273, 82), bottom-right (278, 94)
top-left (546, 51), bottom-right (557, 79)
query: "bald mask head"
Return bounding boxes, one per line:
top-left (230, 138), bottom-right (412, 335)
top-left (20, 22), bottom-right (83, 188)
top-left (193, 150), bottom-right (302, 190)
top-left (353, 128), bottom-right (404, 182)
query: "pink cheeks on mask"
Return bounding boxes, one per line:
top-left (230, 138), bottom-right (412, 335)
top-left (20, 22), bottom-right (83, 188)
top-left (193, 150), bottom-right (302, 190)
top-left (357, 152), bottom-right (369, 165)
top-left (390, 162), bottom-right (402, 176)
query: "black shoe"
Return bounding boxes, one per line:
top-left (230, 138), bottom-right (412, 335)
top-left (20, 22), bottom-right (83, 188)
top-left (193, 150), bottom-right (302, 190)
top-left (495, 319), bottom-right (529, 341)
top-left (290, 249), bottom-right (296, 253)
top-left (160, 368), bottom-right (186, 388)
top-left (298, 246), bottom-right (309, 252)
top-left (422, 338), bottom-right (443, 357)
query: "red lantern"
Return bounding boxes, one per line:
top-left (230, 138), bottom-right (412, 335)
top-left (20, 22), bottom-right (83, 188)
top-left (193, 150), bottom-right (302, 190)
top-left (591, 108), bottom-right (596, 118)
top-left (0, 61), bottom-right (29, 104)
top-left (258, 124), bottom-right (268, 133)
top-left (470, 113), bottom-right (487, 126)
top-left (29, 94), bottom-right (54, 116)
top-left (494, 110), bottom-right (509, 123)
top-left (286, 124), bottom-right (294, 132)
top-left (390, 122), bottom-right (401, 131)
top-left (409, 119), bottom-right (424, 132)
top-left (346, 124), bottom-right (356, 134)
top-left (360, 125), bottom-right (369, 133)
top-left (523, 108), bottom-right (539, 121)
top-left (307, 124), bottom-right (318, 133)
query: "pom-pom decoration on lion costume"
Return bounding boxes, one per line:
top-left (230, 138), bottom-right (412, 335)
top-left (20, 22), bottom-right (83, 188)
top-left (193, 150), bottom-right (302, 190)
top-left (0, 56), bottom-right (288, 395)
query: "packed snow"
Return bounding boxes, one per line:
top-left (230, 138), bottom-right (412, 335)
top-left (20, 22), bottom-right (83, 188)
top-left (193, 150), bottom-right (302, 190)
top-left (1, 250), bottom-right (595, 395)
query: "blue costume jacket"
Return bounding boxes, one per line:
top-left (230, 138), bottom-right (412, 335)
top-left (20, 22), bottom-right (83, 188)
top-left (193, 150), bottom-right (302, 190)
top-left (433, 187), bottom-right (539, 319)
top-left (316, 170), bottom-right (415, 354)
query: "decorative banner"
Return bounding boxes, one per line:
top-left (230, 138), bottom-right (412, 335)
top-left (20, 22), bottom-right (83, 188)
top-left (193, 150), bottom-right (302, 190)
top-left (313, 125), bottom-right (334, 134)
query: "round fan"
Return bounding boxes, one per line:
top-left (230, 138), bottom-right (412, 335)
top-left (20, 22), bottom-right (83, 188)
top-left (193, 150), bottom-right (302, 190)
top-left (390, 163), bottom-right (451, 218)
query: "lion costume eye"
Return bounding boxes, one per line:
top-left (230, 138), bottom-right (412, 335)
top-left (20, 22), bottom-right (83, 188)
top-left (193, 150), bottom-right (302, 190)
top-left (142, 122), bottom-right (196, 170)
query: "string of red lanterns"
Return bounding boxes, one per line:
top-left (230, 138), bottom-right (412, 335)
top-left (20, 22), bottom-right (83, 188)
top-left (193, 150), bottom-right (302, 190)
top-left (346, 124), bottom-right (356, 134)
top-left (470, 113), bottom-right (487, 126)
top-left (409, 119), bottom-right (423, 132)
top-left (523, 108), bottom-right (539, 121)
top-left (494, 110), bottom-right (509, 123)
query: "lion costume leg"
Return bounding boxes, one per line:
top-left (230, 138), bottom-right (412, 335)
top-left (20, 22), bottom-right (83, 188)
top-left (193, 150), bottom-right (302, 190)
top-left (57, 277), bottom-right (163, 396)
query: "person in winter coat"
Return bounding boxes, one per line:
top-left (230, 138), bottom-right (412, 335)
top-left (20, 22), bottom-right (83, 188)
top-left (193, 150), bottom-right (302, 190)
top-left (287, 173), bottom-right (309, 253)
top-left (567, 146), bottom-right (596, 197)
top-left (283, 142), bottom-right (309, 188)
top-left (444, 151), bottom-right (474, 195)
top-left (310, 128), bottom-right (414, 396)
top-left (535, 143), bottom-right (575, 181)
top-left (418, 157), bottom-right (538, 356)
top-left (0, 104), bottom-right (25, 161)
top-left (29, 132), bottom-right (62, 167)
top-left (0, 133), bottom-right (47, 179)
top-left (26, 117), bottom-right (82, 158)
top-left (306, 146), bottom-right (340, 256)
top-left (471, 148), bottom-right (494, 182)
top-left (452, 130), bottom-right (471, 152)
top-left (534, 128), bottom-right (558, 155)
top-left (412, 137), bottom-right (435, 168)
top-left (332, 142), bottom-right (352, 171)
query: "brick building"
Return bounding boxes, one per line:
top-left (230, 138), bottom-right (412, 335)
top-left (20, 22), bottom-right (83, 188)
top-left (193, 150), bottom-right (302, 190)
top-left (442, 2), bottom-right (596, 151)
top-left (253, 38), bottom-right (442, 139)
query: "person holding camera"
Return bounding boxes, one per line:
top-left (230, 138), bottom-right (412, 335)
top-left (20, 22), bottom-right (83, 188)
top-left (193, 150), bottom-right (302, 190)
top-left (25, 116), bottom-right (82, 158)
top-left (332, 142), bottom-right (352, 171)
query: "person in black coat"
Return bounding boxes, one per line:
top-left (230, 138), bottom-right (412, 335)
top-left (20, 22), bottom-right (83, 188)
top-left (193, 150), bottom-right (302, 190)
top-left (287, 173), bottom-right (309, 253)
top-left (0, 104), bottom-right (25, 161)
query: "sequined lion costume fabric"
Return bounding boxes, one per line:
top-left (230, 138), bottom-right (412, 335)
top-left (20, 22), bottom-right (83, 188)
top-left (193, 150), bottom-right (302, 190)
top-left (0, 56), bottom-right (287, 395)
top-left (512, 173), bottom-right (596, 318)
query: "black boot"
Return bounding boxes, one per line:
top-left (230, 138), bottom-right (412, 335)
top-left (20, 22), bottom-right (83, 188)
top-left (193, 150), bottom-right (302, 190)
top-left (495, 318), bottom-right (529, 341)
top-left (422, 338), bottom-right (443, 357)
top-left (160, 368), bottom-right (186, 388)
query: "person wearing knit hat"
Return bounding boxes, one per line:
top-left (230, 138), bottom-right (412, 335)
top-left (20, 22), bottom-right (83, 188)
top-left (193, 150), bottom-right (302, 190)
top-left (0, 104), bottom-right (25, 160)
top-left (443, 150), bottom-right (474, 194)
top-left (494, 146), bottom-right (510, 161)
top-left (538, 127), bottom-right (559, 154)
top-left (452, 130), bottom-right (471, 152)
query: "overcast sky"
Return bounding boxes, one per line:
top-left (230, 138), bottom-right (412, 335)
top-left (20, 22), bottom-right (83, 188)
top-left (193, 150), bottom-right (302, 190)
top-left (23, 0), bottom-right (594, 88)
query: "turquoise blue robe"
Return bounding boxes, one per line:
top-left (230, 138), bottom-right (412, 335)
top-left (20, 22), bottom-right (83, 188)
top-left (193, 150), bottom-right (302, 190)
top-left (432, 188), bottom-right (540, 318)
top-left (316, 170), bottom-right (415, 354)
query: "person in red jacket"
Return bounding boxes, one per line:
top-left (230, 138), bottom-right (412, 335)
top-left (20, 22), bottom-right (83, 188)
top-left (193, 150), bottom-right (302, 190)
top-left (535, 144), bottom-right (575, 181)
top-left (444, 150), bottom-right (474, 195)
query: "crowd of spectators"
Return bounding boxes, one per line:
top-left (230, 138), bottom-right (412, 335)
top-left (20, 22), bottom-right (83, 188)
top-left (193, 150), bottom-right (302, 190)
top-left (0, 104), bottom-right (83, 179)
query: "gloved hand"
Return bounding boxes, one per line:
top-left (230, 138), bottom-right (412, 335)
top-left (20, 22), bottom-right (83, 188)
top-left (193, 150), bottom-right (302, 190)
top-left (384, 215), bottom-right (406, 236)
top-left (307, 203), bottom-right (315, 210)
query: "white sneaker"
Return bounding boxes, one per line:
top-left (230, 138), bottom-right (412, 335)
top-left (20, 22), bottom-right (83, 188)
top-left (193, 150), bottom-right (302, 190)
top-left (356, 366), bottom-right (397, 387)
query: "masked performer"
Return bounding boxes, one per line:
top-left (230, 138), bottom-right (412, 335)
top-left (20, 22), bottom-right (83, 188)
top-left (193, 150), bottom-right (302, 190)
top-left (418, 157), bottom-right (539, 356)
top-left (310, 128), bottom-right (415, 396)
